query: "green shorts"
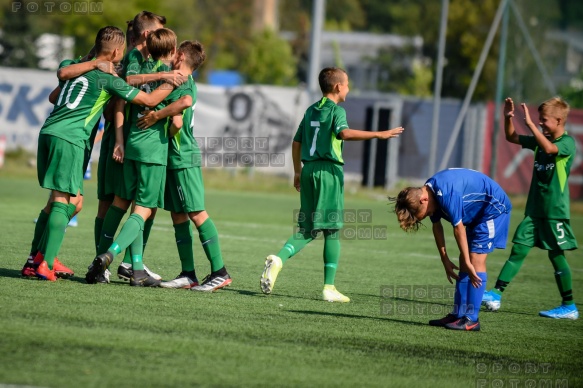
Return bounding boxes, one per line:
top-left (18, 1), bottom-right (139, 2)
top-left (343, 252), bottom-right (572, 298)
top-left (121, 159), bottom-right (166, 208)
top-left (298, 160), bottom-right (344, 232)
top-left (97, 126), bottom-right (115, 202)
top-left (512, 215), bottom-right (578, 251)
top-left (164, 167), bottom-right (205, 213)
top-left (37, 134), bottom-right (83, 196)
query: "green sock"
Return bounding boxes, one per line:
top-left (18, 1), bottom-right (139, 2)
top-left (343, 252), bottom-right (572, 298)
top-left (30, 209), bottom-right (50, 256)
top-left (143, 218), bottom-right (154, 254)
top-left (122, 248), bottom-right (132, 264)
top-left (130, 230), bottom-right (144, 271)
top-left (277, 230), bottom-right (314, 263)
top-left (37, 228), bottom-right (48, 255)
top-left (94, 217), bottom-right (104, 255)
top-left (323, 230), bottom-right (340, 285)
top-left (174, 221), bottom-right (195, 272)
top-left (67, 203), bottom-right (77, 220)
top-left (109, 214), bottom-right (144, 257)
top-left (549, 250), bottom-right (574, 305)
top-left (494, 243), bottom-right (531, 292)
top-left (44, 202), bottom-right (70, 269)
top-left (197, 218), bottom-right (224, 272)
top-left (97, 205), bottom-right (126, 254)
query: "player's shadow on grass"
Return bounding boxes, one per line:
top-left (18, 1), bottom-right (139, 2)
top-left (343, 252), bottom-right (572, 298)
top-left (222, 288), bottom-right (264, 297)
top-left (391, 296), bottom-right (451, 308)
top-left (223, 287), bottom-right (318, 301)
top-left (287, 309), bottom-right (427, 326)
top-left (0, 267), bottom-right (27, 279)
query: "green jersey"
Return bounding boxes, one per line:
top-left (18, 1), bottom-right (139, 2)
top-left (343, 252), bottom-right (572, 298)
top-left (40, 70), bottom-right (140, 149)
top-left (125, 61), bottom-right (186, 166)
top-left (167, 75), bottom-right (199, 169)
top-left (119, 47), bottom-right (154, 78)
top-left (521, 133), bottom-right (576, 219)
top-left (293, 97), bottom-right (349, 164)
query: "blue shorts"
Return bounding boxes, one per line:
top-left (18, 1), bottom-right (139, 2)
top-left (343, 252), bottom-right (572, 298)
top-left (466, 212), bottom-right (511, 254)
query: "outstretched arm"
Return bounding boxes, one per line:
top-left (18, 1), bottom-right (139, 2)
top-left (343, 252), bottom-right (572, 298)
top-left (126, 71), bottom-right (187, 87)
top-left (58, 60), bottom-right (116, 80)
top-left (338, 126), bottom-right (404, 141)
top-left (130, 83), bottom-right (174, 108)
top-left (432, 221), bottom-right (460, 284)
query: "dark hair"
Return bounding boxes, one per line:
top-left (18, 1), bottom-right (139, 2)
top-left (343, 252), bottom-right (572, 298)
top-left (146, 28), bottom-right (177, 60)
top-left (318, 67), bottom-right (347, 94)
top-left (125, 20), bottom-right (135, 48)
top-left (389, 187), bottom-right (424, 232)
top-left (132, 10), bottom-right (166, 38)
top-left (178, 40), bottom-right (206, 71)
top-left (94, 26), bottom-right (125, 55)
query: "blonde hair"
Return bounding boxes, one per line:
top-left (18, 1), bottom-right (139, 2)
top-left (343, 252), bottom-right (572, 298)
top-left (390, 187), bottom-right (424, 232)
top-left (146, 28), bottom-right (176, 60)
top-left (538, 97), bottom-right (570, 122)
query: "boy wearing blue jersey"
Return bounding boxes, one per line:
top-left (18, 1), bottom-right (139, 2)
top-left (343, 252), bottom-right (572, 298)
top-left (393, 168), bottom-right (513, 331)
top-left (260, 67), bottom-right (403, 302)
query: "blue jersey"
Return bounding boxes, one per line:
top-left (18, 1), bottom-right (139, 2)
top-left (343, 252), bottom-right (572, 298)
top-left (427, 169), bottom-right (511, 227)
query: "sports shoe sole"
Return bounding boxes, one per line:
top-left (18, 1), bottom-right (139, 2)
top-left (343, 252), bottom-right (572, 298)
top-left (260, 256), bottom-right (281, 294)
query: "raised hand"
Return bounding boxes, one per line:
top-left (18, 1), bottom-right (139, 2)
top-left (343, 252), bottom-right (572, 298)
top-left (504, 97), bottom-right (514, 118)
top-left (521, 103), bottom-right (534, 127)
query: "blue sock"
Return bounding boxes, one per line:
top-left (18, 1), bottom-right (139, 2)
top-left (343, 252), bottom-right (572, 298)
top-left (466, 272), bottom-right (488, 321)
top-left (452, 272), bottom-right (469, 318)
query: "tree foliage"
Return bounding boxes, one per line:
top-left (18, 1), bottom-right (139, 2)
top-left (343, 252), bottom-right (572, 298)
top-left (0, 0), bottom-right (581, 99)
top-left (240, 29), bottom-right (297, 85)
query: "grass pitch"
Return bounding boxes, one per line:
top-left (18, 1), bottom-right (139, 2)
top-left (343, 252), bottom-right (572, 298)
top-left (0, 167), bottom-right (582, 387)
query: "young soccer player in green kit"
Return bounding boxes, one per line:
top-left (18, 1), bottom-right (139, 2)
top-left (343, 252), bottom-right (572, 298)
top-left (21, 50), bottom-right (117, 279)
top-left (260, 67), bottom-right (404, 302)
top-left (33, 26), bottom-right (181, 281)
top-left (95, 11), bottom-right (170, 282)
top-left (482, 97), bottom-right (579, 319)
top-left (136, 41), bottom-right (232, 292)
top-left (86, 29), bottom-right (190, 287)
